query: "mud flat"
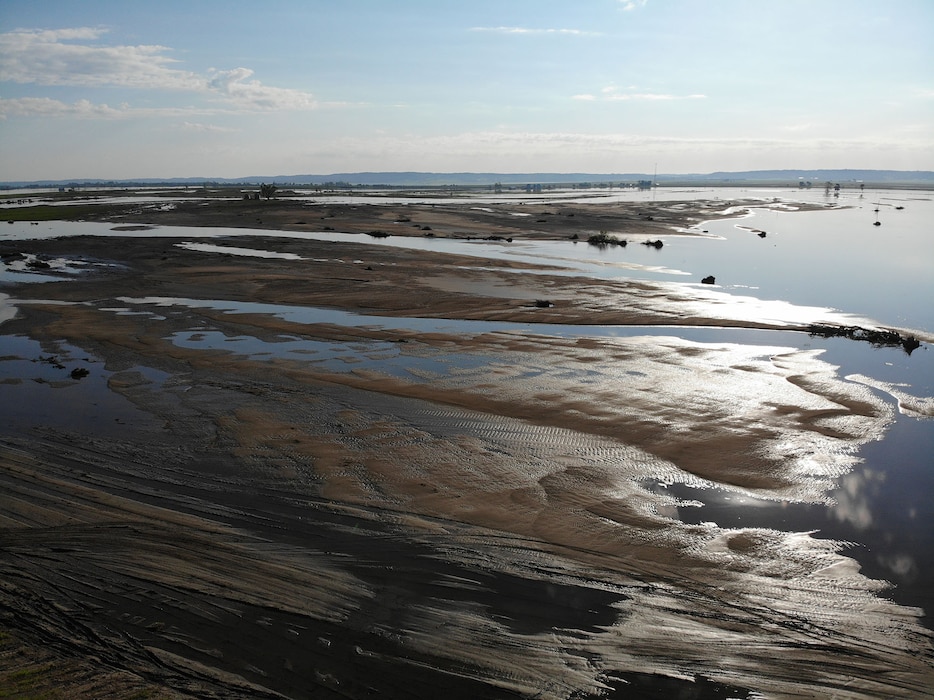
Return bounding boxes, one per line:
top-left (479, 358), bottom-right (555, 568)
top-left (1, 194), bottom-right (932, 698)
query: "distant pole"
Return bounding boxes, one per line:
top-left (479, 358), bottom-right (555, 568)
top-left (653, 163), bottom-right (657, 201)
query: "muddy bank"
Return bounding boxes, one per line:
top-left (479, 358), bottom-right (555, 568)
top-left (3, 186), bottom-right (831, 240)
top-left (3, 232), bottom-right (908, 335)
top-left (1, 201), bottom-right (932, 698)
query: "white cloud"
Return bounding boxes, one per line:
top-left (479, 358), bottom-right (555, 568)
top-left (207, 68), bottom-right (318, 110)
top-left (619, 0), bottom-right (649, 10)
top-left (177, 121), bottom-right (239, 133)
top-left (470, 27), bottom-right (600, 36)
top-left (0, 27), bottom-right (200, 89)
top-left (780, 122), bottom-right (816, 133)
top-left (0, 97), bottom-right (127, 119)
top-left (576, 86), bottom-right (707, 102)
top-left (0, 27), bottom-right (319, 112)
top-left (0, 96), bottom-right (214, 120)
top-left (315, 129), bottom-right (932, 172)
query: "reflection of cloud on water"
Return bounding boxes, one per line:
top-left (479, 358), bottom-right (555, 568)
top-left (830, 468), bottom-right (885, 530)
top-left (0, 293), bottom-right (16, 324)
top-left (877, 552), bottom-right (919, 583)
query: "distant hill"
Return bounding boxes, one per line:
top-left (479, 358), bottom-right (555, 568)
top-left (677, 169), bottom-right (934, 184)
top-left (3, 169), bottom-right (933, 189)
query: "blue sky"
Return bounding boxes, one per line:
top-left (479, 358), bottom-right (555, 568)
top-left (1, 0), bottom-right (932, 180)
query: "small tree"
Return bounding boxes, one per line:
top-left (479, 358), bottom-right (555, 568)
top-left (260, 182), bottom-right (278, 200)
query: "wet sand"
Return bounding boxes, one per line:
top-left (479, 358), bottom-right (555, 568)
top-left (1, 194), bottom-right (932, 698)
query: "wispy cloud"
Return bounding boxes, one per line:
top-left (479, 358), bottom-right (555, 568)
top-left (0, 96), bottom-right (216, 120)
top-left (779, 122), bottom-right (817, 133)
top-left (206, 67), bottom-right (318, 110)
top-left (619, 0), bottom-right (649, 11)
top-left (470, 27), bottom-right (600, 37)
top-left (0, 96), bottom-right (126, 119)
top-left (321, 130), bottom-right (931, 171)
top-left (574, 86), bottom-right (706, 101)
top-left (610, 93), bottom-right (706, 101)
top-left (0, 27), bottom-right (320, 112)
top-left (177, 121), bottom-right (239, 133)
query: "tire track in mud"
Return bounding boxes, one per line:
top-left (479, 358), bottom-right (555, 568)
top-left (0, 436), bottom-right (638, 700)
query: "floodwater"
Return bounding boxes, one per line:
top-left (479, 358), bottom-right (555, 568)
top-left (4, 187), bottom-right (931, 333)
top-left (2, 188), bottom-right (933, 695)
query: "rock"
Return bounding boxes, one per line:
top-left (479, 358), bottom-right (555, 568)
top-left (701, 275), bottom-right (716, 285)
top-left (70, 367), bottom-right (90, 379)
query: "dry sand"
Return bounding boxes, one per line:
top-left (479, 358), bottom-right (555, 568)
top-left (1, 194), bottom-right (932, 698)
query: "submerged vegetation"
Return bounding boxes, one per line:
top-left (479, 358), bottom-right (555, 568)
top-left (807, 323), bottom-right (922, 354)
top-left (587, 231), bottom-right (627, 247)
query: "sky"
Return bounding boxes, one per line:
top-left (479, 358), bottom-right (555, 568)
top-left (1, 0), bottom-right (932, 181)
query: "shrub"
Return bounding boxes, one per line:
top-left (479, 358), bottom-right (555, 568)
top-left (587, 231), bottom-right (626, 247)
